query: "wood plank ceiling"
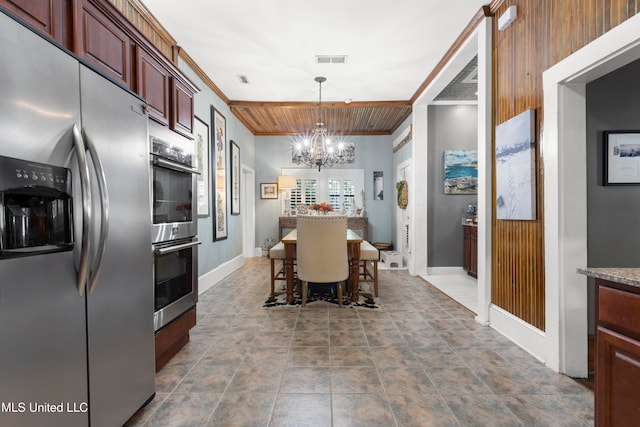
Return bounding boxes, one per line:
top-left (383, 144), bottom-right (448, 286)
top-left (229, 100), bottom-right (412, 136)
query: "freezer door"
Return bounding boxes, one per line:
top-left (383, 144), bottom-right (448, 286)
top-left (0, 12), bottom-right (88, 427)
top-left (79, 66), bottom-right (155, 427)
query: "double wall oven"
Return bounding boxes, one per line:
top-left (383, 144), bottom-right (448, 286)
top-left (150, 125), bottom-right (200, 332)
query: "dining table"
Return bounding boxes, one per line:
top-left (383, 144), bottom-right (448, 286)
top-left (281, 228), bottom-right (363, 304)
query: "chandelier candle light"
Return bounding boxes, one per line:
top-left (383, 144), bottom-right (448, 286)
top-left (293, 77), bottom-right (349, 171)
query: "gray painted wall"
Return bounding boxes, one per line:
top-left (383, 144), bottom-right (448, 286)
top-left (427, 105), bottom-right (478, 267)
top-left (585, 58), bottom-right (640, 332)
top-left (179, 59), bottom-right (256, 276)
top-left (255, 135), bottom-right (394, 247)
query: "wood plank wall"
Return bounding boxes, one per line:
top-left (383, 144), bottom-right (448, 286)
top-left (107, 0), bottom-right (175, 60)
top-left (490, 0), bottom-right (639, 330)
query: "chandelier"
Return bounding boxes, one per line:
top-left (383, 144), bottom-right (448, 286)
top-left (292, 76), bottom-right (350, 171)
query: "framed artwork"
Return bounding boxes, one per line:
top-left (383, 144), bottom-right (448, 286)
top-left (230, 140), bottom-right (240, 215)
top-left (603, 130), bottom-right (640, 185)
top-left (212, 106), bottom-right (227, 240)
top-left (194, 116), bottom-right (210, 217)
top-left (260, 183), bottom-right (278, 199)
top-left (495, 108), bottom-right (536, 220)
top-left (444, 150), bottom-right (478, 194)
top-left (373, 171), bottom-right (383, 200)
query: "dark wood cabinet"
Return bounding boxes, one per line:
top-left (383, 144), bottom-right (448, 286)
top-left (171, 77), bottom-right (194, 137)
top-left (462, 224), bottom-right (477, 278)
top-left (595, 280), bottom-right (640, 426)
top-left (0, 0), bottom-right (70, 46)
top-left (137, 46), bottom-right (170, 126)
top-left (1, 0), bottom-right (197, 138)
top-left (75, 0), bottom-right (133, 88)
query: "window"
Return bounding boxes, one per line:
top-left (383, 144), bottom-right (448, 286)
top-left (282, 169), bottom-right (363, 214)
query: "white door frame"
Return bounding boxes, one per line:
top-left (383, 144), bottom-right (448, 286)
top-left (396, 159), bottom-right (411, 268)
top-left (241, 164), bottom-right (256, 257)
top-left (542, 12), bottom-right (640, 376)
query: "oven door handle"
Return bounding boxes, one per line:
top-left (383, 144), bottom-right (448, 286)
top-left (154, 240), bottom-right (201, 255)
top-left (154, 157), bottom-right (200, 175)
top-left (72, 124), bottom-right (91, 297)
top-left (83, 128), bottom-right (109, 295)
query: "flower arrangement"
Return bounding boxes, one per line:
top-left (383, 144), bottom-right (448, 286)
top-left (309, 202), bottom-right (334, 213)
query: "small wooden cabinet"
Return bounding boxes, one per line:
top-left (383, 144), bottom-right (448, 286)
top-left (595, 280), bottom-right (640, 426)
top-left (462, 224), bottom-right (477, 278)
top-left (137, 46), bottom-right (171, 126)
top-left (279, 216), bottom-right (369, 241)
top-left (75, 0), bottom-right (133, 88)
top-left (171, 77), bottom-right (195, 137)
top-left (0, 0), bottom-right (70, 46)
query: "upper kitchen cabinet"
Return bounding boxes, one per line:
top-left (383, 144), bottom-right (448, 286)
top-left (75, 0), bottom-right (132, 88)
top-left (1, 0), bottom-right (198, 137)
top-left (172, 78), bottom-right (195, 138)
top-left (0, 0), bottom-right (71, 46)
top-left (137, 46), bottom-right (170, 126)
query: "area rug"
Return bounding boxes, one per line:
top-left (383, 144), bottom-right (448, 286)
top-left (263, 284), bottom-right (379, 309)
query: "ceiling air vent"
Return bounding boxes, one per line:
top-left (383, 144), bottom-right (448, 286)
top-left (315, 55), bottom-right (348, 64)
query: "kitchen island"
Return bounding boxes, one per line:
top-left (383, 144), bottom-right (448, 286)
top-left (577, 267), bottom-right (640, 427)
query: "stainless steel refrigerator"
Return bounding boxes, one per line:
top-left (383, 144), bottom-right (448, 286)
top-left (0, 11), bottom-right (155, 427)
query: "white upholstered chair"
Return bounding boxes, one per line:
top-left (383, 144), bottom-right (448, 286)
top-left (296, 214), bottom-right (349, 307)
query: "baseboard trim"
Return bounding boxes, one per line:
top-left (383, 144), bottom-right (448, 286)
top-left (426, 266), bottom-right (466, 275)
top-left (489, 304), bottom-right (547, 366)
top-left (198, 254), bottom-right (244, 295)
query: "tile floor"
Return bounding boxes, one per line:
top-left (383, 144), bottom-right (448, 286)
top-left (421, 273), bottom-right (478, 313)
top-left (126, 257), bottom-right (593, 426)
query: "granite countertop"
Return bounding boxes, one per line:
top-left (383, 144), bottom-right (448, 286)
top-left (577, 267), bottom-right (640, 288)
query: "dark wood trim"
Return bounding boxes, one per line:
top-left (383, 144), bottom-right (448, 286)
top-left (228, 100), bottom-right (411, 109)
top-left (179, 47), bottom-right (229, 104)
top-left (409, 6), bottom-right (488, 104)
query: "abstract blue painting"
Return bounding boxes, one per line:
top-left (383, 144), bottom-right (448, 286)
top-left (495, 108), bottom-right (536, 220)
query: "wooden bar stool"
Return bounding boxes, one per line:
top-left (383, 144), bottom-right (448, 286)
top-left (359, 241), bottom-right (379, 297)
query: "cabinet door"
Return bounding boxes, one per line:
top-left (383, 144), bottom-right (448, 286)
top-left (136, 47), bottom-right (170, 126)
top-left (469, 226), bottom-right (477, 277)
top-left (172, 78), bottom-right (194, 138)
top-left (75, 0), bottom-right (132, 88)
top-left (596, 327), bottom-right (640, 426)
top-left (0, 0), bottom-right (69, 46)
top-left (462, 226), bottom-right (470, 272)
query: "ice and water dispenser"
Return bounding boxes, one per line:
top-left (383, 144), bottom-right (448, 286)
top-left (0, 155), bottom-right (73, 258)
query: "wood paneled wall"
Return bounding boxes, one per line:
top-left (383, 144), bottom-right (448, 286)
top-left (490, 0), bottom-right (639, 330)
top-left (107, 0), bottom-right (175, 60)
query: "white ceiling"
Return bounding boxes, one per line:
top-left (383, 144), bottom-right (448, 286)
top-left (141, 0), bottom-right (486, 103)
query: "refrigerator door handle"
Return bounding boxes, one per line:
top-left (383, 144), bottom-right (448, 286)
top-left (72, 124), bottom-right (91, 297)
top-left (82, 128), bottom-right (110, 295)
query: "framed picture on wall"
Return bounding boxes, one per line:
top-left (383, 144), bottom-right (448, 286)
top-left (603, 130), bottom-right (640, 185)
top-left (443, 150), bottom-right (478, 195)
top-left (212, 106), bottom-right (228, 240)
top-left (230, 140), bottom-right (240, 214)
top-left (194, 116), bottom-right (210, 217)
top-left (495, 108), bottom-right (536, 220)
top-left (260, 183), bottom-right (278, 199)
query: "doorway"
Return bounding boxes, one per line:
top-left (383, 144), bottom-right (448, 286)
top-left (542, 12), bottom-right (640, 376)
top-left (241, 165), bottom-right (256, 257)
top-left (396, 160), bottom-right (411, 265)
